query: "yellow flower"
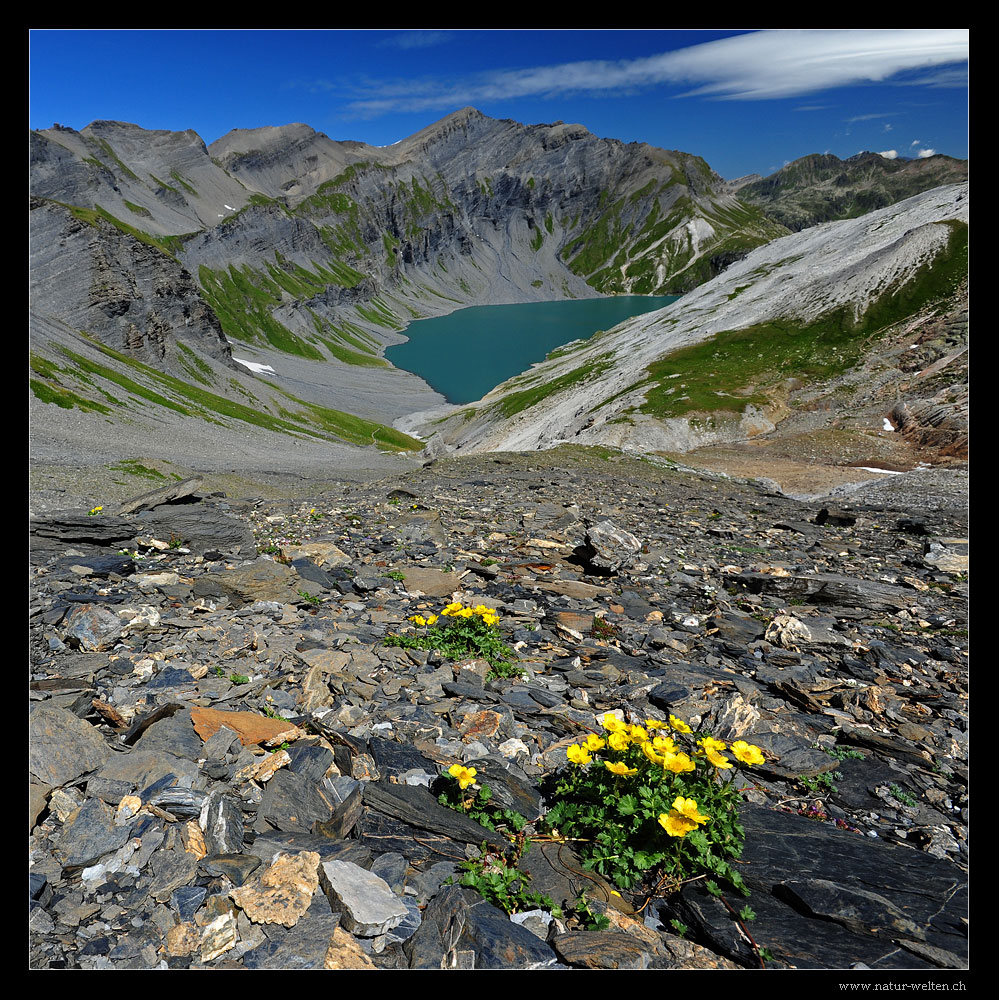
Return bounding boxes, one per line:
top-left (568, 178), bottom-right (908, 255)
top-left (704, 747), bottom-right (733, 769)
top-left (409, 615), bottom-right (427, 627)
top-left (673, 796), bottom-right (710, 823)
top-left (628, 725), bottom-right (649, 743)
top-left (426, 614), bottom-right (438, 625)
top-left (668, 714), bottom-right (692, 734)
top-left (441, 602), bottom-right (463, 616)
top-left (731, 741), bottom-right (766, 765)
top-left (652, 735), bottom-right (677, 753)
top-left (641, 742), bottom-right (665, 766)
top-left (698, 737), bottom-right (733, 769)
top-left (662, 751), bottom-right (696, 774)
top-left (601, 713), bottom-right (627, 733)
top-left (645, 719), bottom-right (667, 730)
top-left (607, 731), bottom-right (631, 752)
top-left (659, 796), bottom-right (710, 838)
top-left (582, 733), bottom-right (606, 752)
top-left (567, 744), bottom-right (592, 766)
top-left (604, 761), bottom-right (638, 776)
top-left (447, 764), bottom-right (477, 789)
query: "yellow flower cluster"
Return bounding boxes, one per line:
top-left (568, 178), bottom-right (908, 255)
top-left (563, 712), bottom-right (766, 838)
top-left (440, 602), bottom-right (500, 626)
top-left (408, 613), bottom-right (439, 627)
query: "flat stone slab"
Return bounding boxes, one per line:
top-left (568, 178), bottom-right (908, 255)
top-left (190, 706), bottom-right (303, 747)
top-left (29, 704), bottom-right (111, 788)
top-left (319, 859), bottom-right (408, 937)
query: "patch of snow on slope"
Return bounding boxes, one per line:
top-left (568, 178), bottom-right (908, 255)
top-left (233, 358), bottom-right (277, 375)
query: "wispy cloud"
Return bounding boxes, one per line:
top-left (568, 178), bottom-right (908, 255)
top-left (845, 112), bottom-right (895, 123)
top-left (378, 31), bottom-right (453, 50)
top-left (344, 29), bottom-right (968, 117)
top-left (917, 147), bottom-right (937, 157)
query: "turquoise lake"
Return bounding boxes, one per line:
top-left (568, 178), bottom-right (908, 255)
top-left (385, 296), bottom-right (679, 405)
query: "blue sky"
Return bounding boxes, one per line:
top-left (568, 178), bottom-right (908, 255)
top-left (28, 29), bottom-right (968, 180)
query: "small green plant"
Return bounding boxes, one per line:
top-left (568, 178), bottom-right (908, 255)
top-left (384, 602), bottom-right (518, 673)
top-left (87, 505), bottom-right (104, 516)
top-left (437, 765), bottom-right (552, 916)
top-left (388, 497), bottom-right (401, 506)
top-left (669, 918), bottom-right (689, 938)
top-left (568, 893), bottom-right (611, 931)
top-left (297, 589), bottom-right (321, 606)
top-left (817, 744), bottom-right (865, 762)
top-left (168, 533), bottom-right (184, 550)
top-left (452, 842), bottom-right (557, 916)
top-left (308, 507), bottom-right (323, 521)
top-left (385, 570), bottom-right (406, 582)
top-left (436, 765), bottom-right (527, 834)
top-left (259, 543), bottom-right (281, 555)
top-left (590, 616), bottom-right (619, 640)
top-left (888, 783), bottom-right (918, 808)
top-left (542, 715), bottom-right (766, 894)
top-left (486, 660), bottom-right (527, 681)
top-left (797, 771), bottom-right (841, 795)
top-left (229, 673), bottom-right (250, 685)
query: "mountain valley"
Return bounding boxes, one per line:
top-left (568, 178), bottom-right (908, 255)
top-left (30, 108), bottom-right (967, 496)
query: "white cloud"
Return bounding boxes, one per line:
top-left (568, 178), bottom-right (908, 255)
top-left (883, 123), bottom-right (893, 131)
top-left (345, 28), bottom-right (968, 116)
top-left (846, 112), bottom-right (894, 123)
top-left (378, 31), bottom-right (453, 50)
top-left (917, 148), bottom-right (937, 157)
top-left (911, 139), bottom-right (922, 146)
top-left (878, 149), bottom-right (899, 159)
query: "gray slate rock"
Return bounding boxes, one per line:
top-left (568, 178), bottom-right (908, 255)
top-left (319, 859), bottom-right (409, 936)
top-left (404, 885), bottom-right (557, 970)
top-left (28, 703), bottom-right (111, 788)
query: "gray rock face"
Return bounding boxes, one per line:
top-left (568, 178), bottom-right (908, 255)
top-left (29, 197), bottom-right (233, 371)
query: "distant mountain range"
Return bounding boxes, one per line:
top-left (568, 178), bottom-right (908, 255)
top-left (730, 151), bottom-right (967, 231)
top-left (29, 108), bottom-right (968, 472)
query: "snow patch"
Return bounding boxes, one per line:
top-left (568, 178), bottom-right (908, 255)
top-left (233, 358), bottom-right (277, 375)
top-left (882, 418), bottom-right (894, 432)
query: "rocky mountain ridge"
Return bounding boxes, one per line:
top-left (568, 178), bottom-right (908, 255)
top-left (30, 108), bottom-right (791, 460)
top-left (731, 151), bottom-right (968, 232)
